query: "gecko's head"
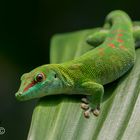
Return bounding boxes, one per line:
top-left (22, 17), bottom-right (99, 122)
top-left (15, 65), bottom-right (64, 101)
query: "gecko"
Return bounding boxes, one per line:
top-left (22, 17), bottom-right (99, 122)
top-left (15, 10), bottom-right (140, 118)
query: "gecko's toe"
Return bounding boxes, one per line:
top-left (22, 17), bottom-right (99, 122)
top-left (84, 110), bottom-right (91, 118)
top-left (81, 97), bottom-right (88, 104)
top-left (81, 103), bottom-right (89, 110)
top-left (81, 98), bottom-right (100, 118)
top-left (92, 108), bottom-right (100, 117)
top-left (82, 107), bottom-right (100, 118)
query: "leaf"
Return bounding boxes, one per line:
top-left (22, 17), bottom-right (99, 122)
top-left (27, 28), bottom-right (140, 140)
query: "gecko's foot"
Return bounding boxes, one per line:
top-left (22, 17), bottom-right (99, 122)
top-left (81, 97), bottom-right (89, 110)
top-left (83, 108), bottom-right (100, 118)
top-left (81, 97), bottom-right (100, 118)
top-left (92, 108), bottom-right (100, 116)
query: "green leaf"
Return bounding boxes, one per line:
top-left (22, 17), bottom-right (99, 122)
top-left (27, 28), bottom-right (140, 140)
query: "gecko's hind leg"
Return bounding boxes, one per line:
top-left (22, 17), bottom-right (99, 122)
top-left (86, 29), bottom-right (108, 47)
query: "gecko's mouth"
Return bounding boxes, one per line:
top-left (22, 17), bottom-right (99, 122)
top-left (15, 90), bottom-right (31, 101)
top-left (15, 80), bottom-right (38, 101)
top-left (15, 91), bottom-right (25, 101)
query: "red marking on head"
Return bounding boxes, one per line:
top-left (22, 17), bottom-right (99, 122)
top-left (23, 81), bottom-right (37, 92)
top-left (118, 33), bottom-right (123, 36)
top-left (117, 38), bottom-right (123, 43)
top-left (108, 43), bottom-right (115, 48)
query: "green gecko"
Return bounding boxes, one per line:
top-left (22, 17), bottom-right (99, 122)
top-left (15, 10), bottom-right (140, 118)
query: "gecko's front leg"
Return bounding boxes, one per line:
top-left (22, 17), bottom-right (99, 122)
top-left (80, 81), bottom-right (104, 118)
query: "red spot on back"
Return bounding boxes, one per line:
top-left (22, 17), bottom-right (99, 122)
top-left (108, 43), bottom-right (115, 48)
top-left (108, 37), bottom-right (113, 40)
top-left (117, 38), bottom-right (123, 43)
top-left (98, 48), bottom-right (104, 51)
top-left (118, 33), bottom-right (123, 36)
top-left (120, 45), bottom-right (125, 49)
top-left (98, 48), bottom-right (104, 56)
top-left (23, 81), bottom-right (37, 92)
top-left (112, 29), bottom-right (124, 34)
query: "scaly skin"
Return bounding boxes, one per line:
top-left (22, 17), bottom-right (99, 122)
top-left (15, 10), bottom-right (139, 118)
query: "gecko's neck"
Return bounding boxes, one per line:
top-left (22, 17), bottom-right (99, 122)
top-left (48, 64), bottom-right (75, 92)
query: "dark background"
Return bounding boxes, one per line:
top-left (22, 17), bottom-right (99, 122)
top-left (0, 0), bottom-right (139, 139)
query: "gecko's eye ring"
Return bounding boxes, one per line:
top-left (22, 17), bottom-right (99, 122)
top-left (35, 73), bottom-right (44, 82)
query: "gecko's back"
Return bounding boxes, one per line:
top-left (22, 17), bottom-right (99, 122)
top-left (62, 10), bottom-right (135, 85)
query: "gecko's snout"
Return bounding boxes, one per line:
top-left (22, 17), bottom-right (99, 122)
top-left (18, 92), bottom-right (22, 95)
top-left (15, 91), bottom-right (23, 100)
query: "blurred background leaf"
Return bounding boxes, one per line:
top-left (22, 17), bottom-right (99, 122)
top-left (27, 29), bottom-right (140, 140)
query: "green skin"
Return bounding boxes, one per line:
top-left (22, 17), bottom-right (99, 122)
top-left (15, 10), bottom-right (140, 118)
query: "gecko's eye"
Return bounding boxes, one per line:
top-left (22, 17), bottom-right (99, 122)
top-left (35, 73), bottom-right (44, 82)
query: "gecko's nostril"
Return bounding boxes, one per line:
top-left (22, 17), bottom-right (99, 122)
top-left (15, 92), bottom-right (22, 97)
top-left (18, 92), bottom-right (22, 95)
top-left (15, 91), bottom-right (24, 101)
